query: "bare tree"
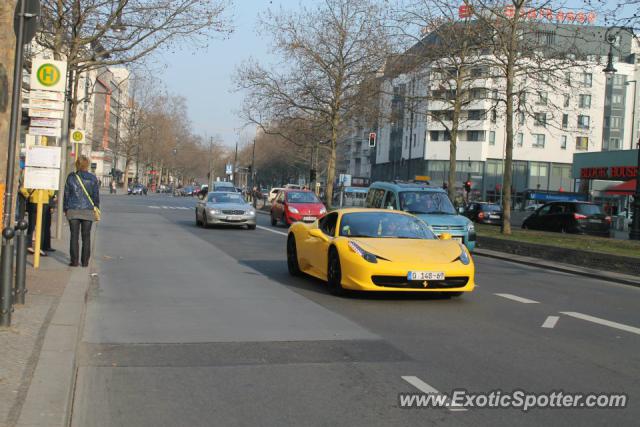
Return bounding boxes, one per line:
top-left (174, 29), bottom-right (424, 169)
top-left (237, 0), bottom-right (392, 207)
top-left (37, 0), bottom-right (233, 124)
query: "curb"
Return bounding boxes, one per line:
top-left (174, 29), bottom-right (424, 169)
top-left (474, 248), bottom-right (640, 288)
top-left (15, 267), bottom-right (90, 427)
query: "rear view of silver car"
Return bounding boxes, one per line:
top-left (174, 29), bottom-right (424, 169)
top-left (195, 192), bottom-right (257, 229)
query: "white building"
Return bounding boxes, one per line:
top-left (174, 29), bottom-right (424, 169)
top-left (371, 22), bottom-right (640, 206)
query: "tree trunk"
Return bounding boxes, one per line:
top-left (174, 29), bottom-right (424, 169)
top-left (325, 115), bottom-right (339, 209)
top-left (502, 51), bottom-right (516, 235)
top-left (448, 88), bottom-right (463, 199)
top-left (123, 157), bottom-right (132, 190)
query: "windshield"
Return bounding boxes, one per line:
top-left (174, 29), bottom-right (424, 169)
top-left (286, 191), bottom-right (320, 203)
top-left (339, 212), bottom-right (436, 239)
top-left (207, 193), bottom-right (245, 204)
top-left (577, 204), bottom-right (603, 215)
top-left (399, 191), bottom-right (457, 215)
top-left (482, 204), bottom-right (502, 211)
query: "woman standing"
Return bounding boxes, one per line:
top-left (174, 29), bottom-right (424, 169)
top-left (63, 156), bottom-right (100, 267)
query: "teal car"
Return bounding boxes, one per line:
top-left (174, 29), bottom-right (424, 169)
top-left (365, 182), bottom-right (476, 251)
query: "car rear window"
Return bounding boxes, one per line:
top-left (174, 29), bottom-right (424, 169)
top-left (576, 204), bottom-right (603, 215)
top-left (481, 204), bottom-right (502, 211)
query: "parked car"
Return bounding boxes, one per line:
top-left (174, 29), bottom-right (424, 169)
top-left (365, 181), bottom-right (476, 251)
top-left (270, 189), bottom-right (327, 226)
top-left (128, 184), bottom-right (146, 195)
top-left (183, 186), bottom-right (194, 196)
top-left (268, 187), bottom-right (283, 204)
top-left (464, 202), bottom-right (503, 225)
top-left (195, 191), bottom-right (256, 229)
top-left (522, 201), bottom-right (611, 237)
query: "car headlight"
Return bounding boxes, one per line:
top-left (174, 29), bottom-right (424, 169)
top-left (288, 206), bottom-right (299, 214)
top-left (456, 244), bottom-right (471, 265)
top-left (247, 209), bottom-right (256, 216)
top-left (208, 208), bottom-right (221, 215)
top-left (348, 240), bottom-right (378, 264)
top-left (466, 222), bottom-right (475, 232)
top-left (319, 207), bottom-right (327, 215)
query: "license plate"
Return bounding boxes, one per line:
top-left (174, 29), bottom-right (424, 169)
top-left (408, 271), bottom-right (445, 281)
top-left (489, 215), bottom-right (499, 219)
top-left (588, 219), bottom-right (601, 223)
top-left (303, 216), bottom-right (316, 221)
top-left (226, 216), bottom-right (239, 221)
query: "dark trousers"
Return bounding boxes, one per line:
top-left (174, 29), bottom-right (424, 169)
top-left (26, 202), bottom-right (51, 250)
top-left (69, 219), bottom-right (92, 265)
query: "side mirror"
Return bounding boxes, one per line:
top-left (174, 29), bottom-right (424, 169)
top-left (308, 228), bottom-right (329, 241)
top-left (439, 233), bottom-right (453, 240)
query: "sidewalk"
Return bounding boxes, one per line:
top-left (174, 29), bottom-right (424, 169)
top-left (0, 229), bottom-right (91, 427)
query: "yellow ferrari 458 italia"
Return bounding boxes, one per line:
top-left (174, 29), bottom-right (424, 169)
top-left (286, 208), bottom-right (475, 295)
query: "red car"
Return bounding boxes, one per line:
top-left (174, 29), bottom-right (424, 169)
top-left (270, 189), bottom-right (327, 226)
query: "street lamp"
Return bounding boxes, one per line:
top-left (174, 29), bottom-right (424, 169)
top-left (602, 26), bottom-right (640, 240)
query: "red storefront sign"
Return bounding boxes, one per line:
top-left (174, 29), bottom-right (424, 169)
top-left (458, 5), bottom-right (596, 25)
top-left (580, 166), bottom-right (638, 179)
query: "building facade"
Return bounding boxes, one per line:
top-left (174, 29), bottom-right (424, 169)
top-left (371, 22), bottom-right (640, 208)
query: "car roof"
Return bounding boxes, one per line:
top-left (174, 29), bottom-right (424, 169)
top-left (369, 181), bottom-right (446, 193)
top-left (329, 208), bottom-right (415, 217)
top-left (284, 189), bottom-right (313, 193)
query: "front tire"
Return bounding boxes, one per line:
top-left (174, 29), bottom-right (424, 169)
top-left (327, 248), bottom-right (345, 296)
top-left (203, 213), bottom-right (209, 229)
top-left (287, 235), bottom-right (301, 276)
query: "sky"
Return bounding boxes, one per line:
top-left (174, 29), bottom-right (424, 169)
top-left (153, 0), bottom-right (301, 148)
top-left (152, 0), bottom-right (606, 148)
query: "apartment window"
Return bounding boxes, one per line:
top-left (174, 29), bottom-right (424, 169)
top-left (516, 132), bottom-right (524, 147)
top-left (467, 130), bottom-right (485, 142)
top-left (536, 30), bottom-right (556, 46)
top-left (577, 115), bottom-right (590, 129)
top-left (562, 114), bottom-right (568, 129)
top-left (610, 137), bottom-right (621, 149)
top-left (612, 94), bottom-right (623, 105)
top-left (534, 112), bottom-right (547, 127)
top-left (578, 94), bottom-right (591, 108)
top-left (576, 136), bottom-right (589, 150)
top-left (468, 110), bottom-right (485, 120)
top-left (518, 111), bottom-right (525, 125)
top-left (532, 133), bottom-right (546, 148)
top-left (470, 67), bottom-right (486, 78)
top-left (564, 72), bottom-right (571, 86)
top-left (492, 89), bottom-right (498, 99)
top-left (582, 73), bottom-right (592, 87)
top-left (536, 91), bottom-right (548, 105)
top-left (614, 75), bottom-right (626, 86)
top-left (491, 110), bottom-right (497, 123)
top-left (611, 116), bottom-right (621, 128)
top-left (489, 131), bottom-right (496, 146)
top-left (561, 135), bottom-right (567, 149)
top-left (563, 95), bottom-right (570, 108)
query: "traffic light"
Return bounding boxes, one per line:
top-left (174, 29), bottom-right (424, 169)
top-left (368, 132), bottom-right (376, 147)
top-left (464, 181), bottom-right (472, 193)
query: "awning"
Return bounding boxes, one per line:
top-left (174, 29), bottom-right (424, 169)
top-left (605, 179), bottom-right (637, 195)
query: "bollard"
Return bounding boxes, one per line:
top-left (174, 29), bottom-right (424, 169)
top-left (0, 227), bottom-right (16, 327)
top-left (14, 220), bottom-right (28, 305)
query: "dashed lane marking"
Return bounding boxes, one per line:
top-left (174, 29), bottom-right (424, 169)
top-left (541, 315), bottom-right (559, 329)
top-left (401, 376), bottom-right (467, 412)
top-left (256, 225), bottom-right (288, 236)
top-left (560, 311), bottom-right (640, 336)
top-left (148, 206), bottom-right (190, 210)
top-left (494, 293), bottom-right (540, 304)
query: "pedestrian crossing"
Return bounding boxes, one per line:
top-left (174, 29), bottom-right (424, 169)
top-left (148, 205), bottom-right (191, 210)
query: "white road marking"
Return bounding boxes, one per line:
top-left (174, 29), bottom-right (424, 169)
top-left (560, 312), bottom-right (640, 336)
top-left (149, 206), bottom-right (160, 209)
top-left (256, 225), bottom-right (287, 236)
top-left (494, 293), bottom-right (540, 304)
top-left (401, 376), bottom-right (467, 412)
top-left (541, 315), bottom-right (559, 329)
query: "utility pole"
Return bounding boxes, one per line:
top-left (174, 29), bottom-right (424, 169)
top-left (208, 136), bottom-right (213, 189)
top-left (250, 137), bottom-right (256, 206)
top-left (233, 140), bottom-right (238, 186)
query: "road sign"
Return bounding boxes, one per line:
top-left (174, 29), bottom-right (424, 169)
top-left (30, 117), bottom-right (61, 128)
top-left (28, 126), bottom-right (61, 138)
top-left (30, 59), bottom-right (66, 92)
top-left (24, 167), bottom-right (60, 190)
top-left (225, 163), bottom-right (233, 175)
top-left (25, 146), bottom-right (61, 168)
top-left (30, 90), bottom-right (64, 101)
top-left (29, 98), bottom-right (65, 111)
top-left (339, 173), bottom-right (352, 187)
top-left (71, 129), bottom-right (86, 143)
top-left (14, 0), bottom-right (40, 44)
top-left (28, 108), bottom-right (63, 119)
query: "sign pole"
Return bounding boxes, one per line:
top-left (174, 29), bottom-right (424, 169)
top-left (55, 67), bottom-right (73, 240)
top-left (33, 195), bottom-right (44, 269)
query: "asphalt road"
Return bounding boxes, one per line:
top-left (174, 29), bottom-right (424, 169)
top-left (70, 193), bottom-right (640, 427)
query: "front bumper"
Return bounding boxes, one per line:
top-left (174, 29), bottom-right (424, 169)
top-left (286, 212), bottom-right (320, 224)
top-left (206, 211), bottom-right (256, 226)
top-left (340, 256), bottom-right (476, 293)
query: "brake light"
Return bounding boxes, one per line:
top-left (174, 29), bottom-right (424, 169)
top-left (478, 212), bottom-right (485, 219)
top-left (574, 213), bottom-right (587, 220)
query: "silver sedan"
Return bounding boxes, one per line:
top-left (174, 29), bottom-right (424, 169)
top-left (195, 192), bottom-right (257, 229)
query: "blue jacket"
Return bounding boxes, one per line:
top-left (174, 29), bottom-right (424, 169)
top-left (63, 171), bottom-right (100, 211)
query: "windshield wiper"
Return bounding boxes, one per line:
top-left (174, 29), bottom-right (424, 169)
top-left (428, 211), bottom-right (455, 215)
top-left (404, 210), bottom-right (429, 214)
